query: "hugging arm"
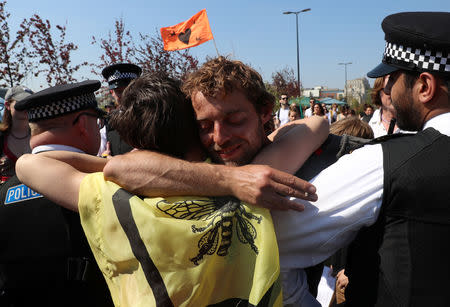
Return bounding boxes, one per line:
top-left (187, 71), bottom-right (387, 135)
top-left (16, 154), bottom-right (87, 212)
top-left (104, 116), bottom-right (328, 211)
top-left (104, 150), bottom-right (314, 211)
top-left (255, 116), bottom-right (329, 174)
top-left (38, 150), bottom-right (108, 173)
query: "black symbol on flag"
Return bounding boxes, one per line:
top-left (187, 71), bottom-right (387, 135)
top-left (178, 28), bottom-right (191, 44)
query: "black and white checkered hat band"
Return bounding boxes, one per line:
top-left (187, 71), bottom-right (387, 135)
top-left (384, 42), bottom-right (450, 74)
top-left (107, 71), bottom-right (138, 82)
top-left (28, 93), bottom-right (97, 121)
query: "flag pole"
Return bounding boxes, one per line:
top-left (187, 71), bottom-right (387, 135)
top-left (212, 38), bottom-right (220, 57)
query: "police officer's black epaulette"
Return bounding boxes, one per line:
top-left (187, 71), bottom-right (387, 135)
top-left (367, 132), bottom-right (412, 145)
top-left (336, 134), bottom-right (371, 159)
top-left (336, 133), bottom-right (412, 158)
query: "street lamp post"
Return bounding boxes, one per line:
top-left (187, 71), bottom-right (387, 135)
top-left (283, 8), bottom-right (311, 98)
top-left (338, 62), bottom-right (352, 103)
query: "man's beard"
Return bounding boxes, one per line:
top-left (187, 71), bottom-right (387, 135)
top-left (209, 140), bottom-right (262, 167)
top-left (393, 93), bottom-right (422, 131)
top-left (208, 119), bottom-right (266, 167)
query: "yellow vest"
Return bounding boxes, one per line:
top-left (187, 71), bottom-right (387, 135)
top-left (79, 173), bottom-right (282, 307)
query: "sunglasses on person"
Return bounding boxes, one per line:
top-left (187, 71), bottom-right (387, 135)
top-left (72, 112), bottom-right (105, 129)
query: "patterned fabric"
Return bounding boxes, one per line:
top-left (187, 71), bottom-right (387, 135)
top-left (27, 93), bottom-right (97, 121)
top-left (78, 173), bottom-right (282, 307)
top-left (107, 70), bottom-right (139, 82)
top-left (383, 42), bottom-right (450, 73)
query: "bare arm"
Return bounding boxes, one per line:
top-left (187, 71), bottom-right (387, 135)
top-left (38, 150), bottom-right (107, 173)
top-left (104, 150), bottom-right (314, 211)
top-left (104, 117), bottom-right (328, 211)
top-left (16, 154), bottom-right (87, 212)
top-left (255, 116), bottom-right (329, 173)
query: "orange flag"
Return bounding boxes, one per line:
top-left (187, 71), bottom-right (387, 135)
top-left (160, 9), bottom-right (214, 51)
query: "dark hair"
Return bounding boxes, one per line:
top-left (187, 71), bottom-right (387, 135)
top-left (330, 117), bottom-right (374, 139)
top-left (181, 56), bottom-right (274, 114)
top-left (339, 104), bottom-right (349, 114)
top-left (364, 104), bottom-right (374, 111)
top-left (403, 71), bottom-right (450, 101)
top-left (401, 70), bottom-right (420, 89)
top-left (109, 72), bottom-right (199, 159)
top-left (313, 102), bottom-right (325, 116)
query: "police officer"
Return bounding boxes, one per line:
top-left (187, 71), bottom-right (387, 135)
top-left (0, 81), bottom-right (113, 306)
top-left (343, 12), bottom-right (450, 306)
top-left (101, 63), bottom-right (142, 156)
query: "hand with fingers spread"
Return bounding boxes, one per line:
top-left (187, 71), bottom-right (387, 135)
top-left (229, 164), bottom-right (317, 212)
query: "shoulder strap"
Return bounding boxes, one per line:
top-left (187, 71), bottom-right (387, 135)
top-left (336, 134), bottom-right (371, 158)
top-left (368, 132), bottom-right (410, 144)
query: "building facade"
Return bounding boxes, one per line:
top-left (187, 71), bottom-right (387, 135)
top-left (302, 86), bottom-right (344, 100)
top-left (345, 77), bottom-right (370, 104)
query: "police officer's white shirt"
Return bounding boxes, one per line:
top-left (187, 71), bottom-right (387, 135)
top-left (274, 112), bottom-right (450, 305)
top-left (32, 144), bottom-right (85, 154)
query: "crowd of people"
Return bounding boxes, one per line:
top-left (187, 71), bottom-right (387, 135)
top-left (277, 97), bottom-right (382, 141)
top-left (0, 11), bottom-right (449, 307)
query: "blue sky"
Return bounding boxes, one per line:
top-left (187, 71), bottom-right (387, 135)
top-left (6, 0), bottom-right (450, 90)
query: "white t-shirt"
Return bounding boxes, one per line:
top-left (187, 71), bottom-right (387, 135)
top-left (304, 107), bottom-right (313, 118)
top-left (277, 107), bottom-right (290, 127)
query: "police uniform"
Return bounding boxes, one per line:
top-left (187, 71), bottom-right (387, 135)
top-left (0, 81), bottom-right (113, 306)
top-left (101, 63), bottom-right (142, 156)
top-left (271, 12), bottom-right (450, 306)
top-left (344, 12), bottom-right (450, 306)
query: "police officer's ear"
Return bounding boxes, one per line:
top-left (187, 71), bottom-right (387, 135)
top-left (416, 72), bottom-right (439, 105)
top-left (72, 113), bottom-right (91, 138)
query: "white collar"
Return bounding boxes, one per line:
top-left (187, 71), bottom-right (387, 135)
top-left (32, 144), bottom-right (85, 154)
top-left (423, 112), bottom-right (450, 137)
